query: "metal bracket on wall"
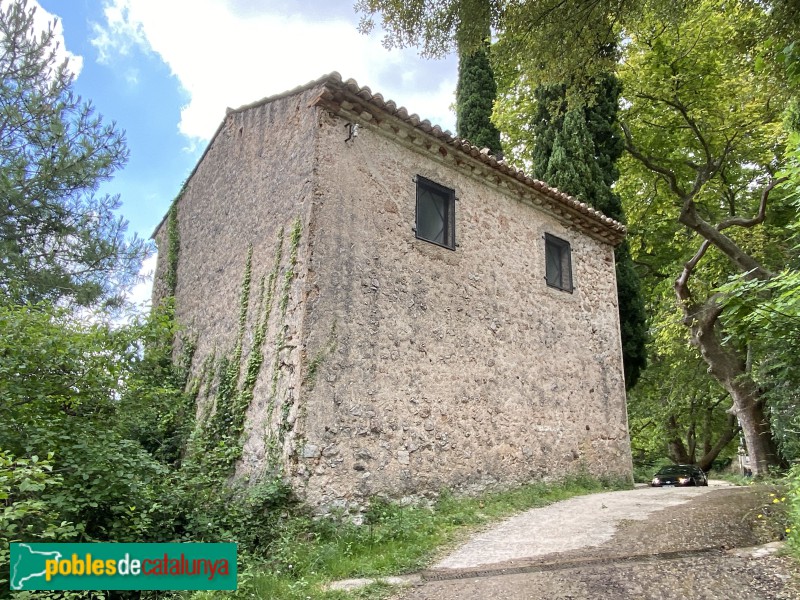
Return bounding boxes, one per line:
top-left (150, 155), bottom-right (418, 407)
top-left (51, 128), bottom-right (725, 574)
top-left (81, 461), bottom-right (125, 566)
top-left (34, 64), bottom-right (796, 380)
top-left (344, 122), bottom-right (359, 142)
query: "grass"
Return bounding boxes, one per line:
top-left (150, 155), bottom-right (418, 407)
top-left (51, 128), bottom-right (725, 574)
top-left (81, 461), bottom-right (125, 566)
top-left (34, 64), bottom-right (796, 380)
top-left (189, 474), bottom-right (630, 600)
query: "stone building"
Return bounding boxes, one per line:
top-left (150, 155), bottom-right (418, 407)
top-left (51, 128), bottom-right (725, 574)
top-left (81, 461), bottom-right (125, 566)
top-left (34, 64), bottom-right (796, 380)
top-left (152, 72), bottom-right (634, 512)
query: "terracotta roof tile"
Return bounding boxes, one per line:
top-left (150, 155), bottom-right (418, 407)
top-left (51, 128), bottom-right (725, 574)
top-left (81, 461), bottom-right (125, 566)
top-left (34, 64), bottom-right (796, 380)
top-left (157, 71), bottom-right (626, 244)
top-left (305, 72), bottom-right (627, 243)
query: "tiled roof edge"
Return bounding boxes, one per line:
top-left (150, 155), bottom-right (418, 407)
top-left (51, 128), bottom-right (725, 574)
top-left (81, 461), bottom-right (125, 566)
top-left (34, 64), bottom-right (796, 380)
top-left (154, 72), bottom-right (627, 244)
top-left (313, 72), bottom-right (626, 243)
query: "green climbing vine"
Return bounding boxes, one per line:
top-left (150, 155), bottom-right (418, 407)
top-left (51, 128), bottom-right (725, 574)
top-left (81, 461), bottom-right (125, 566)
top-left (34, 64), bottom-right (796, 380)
top-left (303, 320), bottom-right (338, 391)
top-left (165, 202), bottom-right (180, 297)
top-left (266, 218), bottom-right (302, 466)
top-left (203, 245), bottom-right (253, 451)
top-left (184, 226), bottom-right (291, 475)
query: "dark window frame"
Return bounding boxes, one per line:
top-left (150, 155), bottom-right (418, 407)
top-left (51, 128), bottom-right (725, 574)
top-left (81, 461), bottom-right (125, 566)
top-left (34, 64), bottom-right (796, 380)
top-left (544, 233), bottom-right (573, 293)
top-left (414, 175), bottom-right (456, 251)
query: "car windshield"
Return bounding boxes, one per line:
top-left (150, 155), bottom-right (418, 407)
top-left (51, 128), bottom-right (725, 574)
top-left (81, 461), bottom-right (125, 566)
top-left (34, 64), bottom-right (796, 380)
top-left (656, 466), bottom-right (693, 475)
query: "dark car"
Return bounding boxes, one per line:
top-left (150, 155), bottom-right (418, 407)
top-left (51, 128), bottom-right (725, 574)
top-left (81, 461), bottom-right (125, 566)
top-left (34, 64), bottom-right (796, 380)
top-left (650, 464), bottom-right (708, 487)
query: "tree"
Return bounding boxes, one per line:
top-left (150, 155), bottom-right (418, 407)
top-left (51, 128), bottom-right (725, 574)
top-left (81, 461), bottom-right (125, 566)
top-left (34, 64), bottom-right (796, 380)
top-left (715, 62), bottom-right (800, 462)
top-left (358, 0), bottom-right (689, 86)
top-left (453, 2), bottom-right (501, 155)
top-left (456, 40), bottom-right (502, 154)
top-left (0, 302), bottom-right (168, 541)
top-left (512, 75), bottom-right (648, 388)
top-left (618, 0), bottom-right (793, 475)
top-left (627, 277), bottom-right (740, 469)
top-left (358, 0), bottom-right (799, 87)
top-left (357, 0), bottom-right (498, 58)
top-left (0, 0), bottom-right (147, 308)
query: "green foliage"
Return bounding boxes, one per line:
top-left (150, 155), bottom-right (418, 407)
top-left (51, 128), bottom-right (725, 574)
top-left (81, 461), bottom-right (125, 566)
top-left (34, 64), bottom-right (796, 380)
top-left (615, 243), bottom-right (648, 389)
top-left (165, 203), bottom-right (180, 297)
top-left (529, 79), bottom-right (620, 217)
top-left (614, 0), bottom-right (797, 470)
top-left (786, 466), bottom-right (800, 555)
top-left (627, 320), bottom-right (739, 469)
top-left (456, 41), bottom-right (502, 155)
top-left (201, 246), bottom-right (254, 450)
top-left (0, 0), bottom-right (148, 308)
top-left (357, 0), bottom-right (618, 79)
top-left (0, 303), bottom-right (175, 541)
top-left (116, 300), bottom-right (198, 466)
top-left (0, 452), bottom-right (82, 589)
top-left (0, 296), bottom-right (301, 596)
top-left (509, 74), bottom-right (648, 388)
top-left (359, 0), bottom-right (799, 97)
top-left (356, 0), bottom-right (497, 58)
top-left (717, 249), bottom-right (800, 459)
top-left (266, 219), bottom-right (302, 463)
top-left (0, 304), bottom-right (124, 417)
top-left (186, 475), bottom-right (627, 599)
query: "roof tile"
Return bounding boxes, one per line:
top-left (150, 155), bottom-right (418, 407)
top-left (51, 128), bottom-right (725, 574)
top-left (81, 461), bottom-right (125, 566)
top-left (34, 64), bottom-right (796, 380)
top-left (178, 71), bottom-right (626, 245)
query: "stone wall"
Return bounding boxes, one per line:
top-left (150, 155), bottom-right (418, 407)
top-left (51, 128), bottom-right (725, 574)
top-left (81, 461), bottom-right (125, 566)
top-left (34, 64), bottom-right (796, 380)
top-left (294, 106), bottom-right (633, 512)
top-left (153, 89), bottom-right (319, 478)
top-left (154, 83), bottom-right (633, 512)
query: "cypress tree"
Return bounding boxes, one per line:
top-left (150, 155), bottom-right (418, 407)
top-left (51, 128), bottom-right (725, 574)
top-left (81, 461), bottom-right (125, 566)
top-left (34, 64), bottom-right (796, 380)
top-left (456, 40), bottom-right (502, 155)
top-left (532, 76), bottom-right (648, 389)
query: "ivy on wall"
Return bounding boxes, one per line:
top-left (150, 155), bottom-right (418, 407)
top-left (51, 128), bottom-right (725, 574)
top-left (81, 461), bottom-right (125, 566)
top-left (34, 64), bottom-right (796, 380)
top-left (303, 320), bottom-right (338, 392)
top-left (202, 244), bottom-right (255, 456)
top-left (266, 218), bottom-right (302, 466)
top-left (158, 191), bottom-right (306, 480)
top-left (165, 203), bottom-right (180, 298)
top-left (181, 220), bottom-right (303, 477)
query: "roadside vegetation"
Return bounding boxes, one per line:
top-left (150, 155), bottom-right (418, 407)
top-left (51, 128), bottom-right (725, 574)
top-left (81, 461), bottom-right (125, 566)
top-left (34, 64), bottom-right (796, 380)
top-left (3, 0), bottom-right (800, 598)
top-left (190, 475), bottom-right (628, 600)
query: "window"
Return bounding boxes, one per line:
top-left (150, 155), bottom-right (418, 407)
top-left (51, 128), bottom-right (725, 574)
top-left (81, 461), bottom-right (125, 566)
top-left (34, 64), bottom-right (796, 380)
top-left (545, 233), bottom-right (573, 292)
top-left (415, 175), bottom-right (455, 250)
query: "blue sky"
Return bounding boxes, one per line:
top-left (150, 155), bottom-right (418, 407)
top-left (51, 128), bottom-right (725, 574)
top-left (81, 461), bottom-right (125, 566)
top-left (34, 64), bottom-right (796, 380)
top-left (28, 0), bottom-right (457, 305)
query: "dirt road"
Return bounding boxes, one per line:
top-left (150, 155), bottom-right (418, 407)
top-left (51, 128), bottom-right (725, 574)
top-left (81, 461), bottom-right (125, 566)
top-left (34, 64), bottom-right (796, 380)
top-left (394, 483), bottom-right (800, 599)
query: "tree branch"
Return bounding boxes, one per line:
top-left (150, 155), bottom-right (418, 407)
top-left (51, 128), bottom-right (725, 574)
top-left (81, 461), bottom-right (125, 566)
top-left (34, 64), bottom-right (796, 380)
top-left (635, 91), bottom-right (714, 168)
top-left (683, 209), bottom-right (761, 274)
top-left (675, 239), bottom-right (711, 307)
top-left (717, 177), bottom-right (788, 231)
top-left (621, 121), bottom-right (686, 198)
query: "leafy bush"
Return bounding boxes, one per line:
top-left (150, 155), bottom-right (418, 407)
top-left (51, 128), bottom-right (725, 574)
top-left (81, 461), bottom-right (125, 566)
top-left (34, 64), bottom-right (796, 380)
top-left (786, 464), bottom-right (800, 555)
top-left (0, 300), bottom-right (299, 598)
top-left (0, 452), bottom-right (82, 589)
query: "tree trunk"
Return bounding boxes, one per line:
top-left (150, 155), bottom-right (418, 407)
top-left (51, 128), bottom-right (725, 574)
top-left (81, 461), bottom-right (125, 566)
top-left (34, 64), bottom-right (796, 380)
top-left (702, 404), bottom-right (713, 457)
top-left (665, 415), bottom-right (692, 464)
top-left (696, 413), bottom-right (739, 472)
top-left (679, 294), bottom-right (780, 476)
top-left (665, 402), bottom-right (739, 470)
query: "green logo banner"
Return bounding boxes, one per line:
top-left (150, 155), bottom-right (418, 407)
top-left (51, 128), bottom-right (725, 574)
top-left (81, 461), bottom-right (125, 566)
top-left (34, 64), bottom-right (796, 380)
top-left (10, 543), bottom-right (237, 591)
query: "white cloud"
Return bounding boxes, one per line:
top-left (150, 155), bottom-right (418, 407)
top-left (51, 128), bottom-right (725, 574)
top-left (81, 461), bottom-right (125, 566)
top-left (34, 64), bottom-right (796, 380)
top-left (91, 0), bottom-right (456, 143)
top-left (91, 0), bottom-right (148, 62)
top-left (124, 67), bottom-right (139, 86)
top-left (1, 0), bottom-right (83, 77)
top-left (126, 252), bottom-right (157, 313)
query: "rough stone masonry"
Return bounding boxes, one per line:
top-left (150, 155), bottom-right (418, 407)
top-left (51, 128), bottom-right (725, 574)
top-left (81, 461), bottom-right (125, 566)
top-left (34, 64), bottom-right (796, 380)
top-left (152, 73), bottom-right (633, 514)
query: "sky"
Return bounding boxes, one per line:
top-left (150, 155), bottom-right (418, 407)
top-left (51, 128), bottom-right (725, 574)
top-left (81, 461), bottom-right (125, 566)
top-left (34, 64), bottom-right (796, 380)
top-left (28, 0), bottom-right (458, 307)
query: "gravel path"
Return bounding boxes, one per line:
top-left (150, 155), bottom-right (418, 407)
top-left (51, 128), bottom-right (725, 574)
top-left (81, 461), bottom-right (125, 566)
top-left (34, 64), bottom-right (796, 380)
top-left (390, 482), bottom-right (800, 599)
top-left (435, 483), bottom-right (727, 569)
